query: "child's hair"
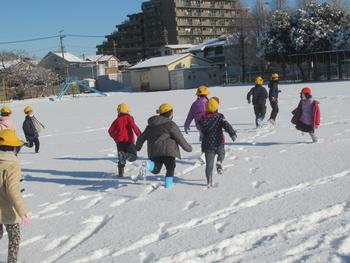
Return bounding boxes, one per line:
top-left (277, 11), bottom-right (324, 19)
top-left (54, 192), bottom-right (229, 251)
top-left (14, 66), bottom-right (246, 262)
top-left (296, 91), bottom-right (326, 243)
top-left (1, 112), bottom-right (10, 117)
top-left (160, 110), bottom-right (173, 118)
top-left (0, 145), bottom-right (15, 152)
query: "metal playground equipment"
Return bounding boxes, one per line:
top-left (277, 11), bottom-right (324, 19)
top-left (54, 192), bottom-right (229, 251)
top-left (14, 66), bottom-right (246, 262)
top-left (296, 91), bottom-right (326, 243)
top-left (54, 77), bottom-right (107, 101)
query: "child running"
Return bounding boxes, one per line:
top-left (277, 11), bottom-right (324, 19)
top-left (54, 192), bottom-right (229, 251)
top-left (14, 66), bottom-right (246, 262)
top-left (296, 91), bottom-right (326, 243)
top-left (136, 103), bottom-right (192, 188)
top-left (22, 106), bottom-right (44, 153)
top-left (199, 97), bottom-right (237, 187)
top-left (0, 130), bottom-right (31, 263)
top-left (247, 76), bottom-right (268, 128)
top-left (108, 103), bottom-right (141, 177)
top-left (268, 73), bottom-right (281, 125)
top-left (291, 87), bottom-right (320, 143)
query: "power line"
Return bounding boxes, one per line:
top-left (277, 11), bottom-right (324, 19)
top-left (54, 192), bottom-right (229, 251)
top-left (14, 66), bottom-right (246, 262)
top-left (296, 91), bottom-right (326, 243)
top-left (66, 34), bottom-right (105, 38)
top-left (0, 35), bottom-right (59, 45)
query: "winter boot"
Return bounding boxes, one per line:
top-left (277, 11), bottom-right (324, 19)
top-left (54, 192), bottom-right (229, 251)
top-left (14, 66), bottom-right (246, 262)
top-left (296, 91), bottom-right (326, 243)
top-left (216, 161), bottom-right (223, 175)
top-left (117, 165), bottom-right (124, 177)
top-left (165, 176), bottom-right (173, 188)
top-left (310, 132), bottom-right (318, 143)
top-left (118, 151), bottom-right (127, 165)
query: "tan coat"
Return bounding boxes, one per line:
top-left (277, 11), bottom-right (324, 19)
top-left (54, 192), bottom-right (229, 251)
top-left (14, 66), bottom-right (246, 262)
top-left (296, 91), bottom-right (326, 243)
top-left (0, 151), bottom-right (29, 224)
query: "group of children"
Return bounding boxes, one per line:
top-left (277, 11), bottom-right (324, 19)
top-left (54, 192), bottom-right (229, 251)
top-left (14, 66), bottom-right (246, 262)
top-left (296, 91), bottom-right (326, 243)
top-left (0, 106), bottom-right (44, 263)
top-left (108, 85), bottom-right (237, 188)
top-left (247, 73), bottom-right (320, 142)
top-left (108, 77), bottom-right (321, 189)
top-left (0, 78), bottom-right (320, 262)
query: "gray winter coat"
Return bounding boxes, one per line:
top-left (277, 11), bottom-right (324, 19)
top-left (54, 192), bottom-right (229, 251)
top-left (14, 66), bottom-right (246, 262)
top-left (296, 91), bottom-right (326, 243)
top-left (136, 115), bottom-right (192, 159)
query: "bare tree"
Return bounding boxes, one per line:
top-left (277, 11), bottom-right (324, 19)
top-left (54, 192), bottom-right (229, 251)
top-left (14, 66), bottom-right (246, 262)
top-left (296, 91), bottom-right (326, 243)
top-left (271, 0), bottom-right (289, 10)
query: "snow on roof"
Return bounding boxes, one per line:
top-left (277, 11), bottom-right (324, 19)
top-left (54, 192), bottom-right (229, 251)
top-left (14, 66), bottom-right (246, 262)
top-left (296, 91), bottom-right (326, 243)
top-left (0, 59), bottom-right (20, 69)
top-left (165, 44), bottom-right (195, 50)
top-left (85, 55), bottom-right (116, 62)
top-left (129, 53), bottom-right (193, 70)
top-left (188, 36), bottom-right (227, 52)
top-left (52, 52), bottom-right (85, 63)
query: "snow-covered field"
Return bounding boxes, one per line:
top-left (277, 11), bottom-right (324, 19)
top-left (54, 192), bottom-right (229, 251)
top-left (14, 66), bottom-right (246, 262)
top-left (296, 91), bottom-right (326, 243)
top-left (1, 81), bottom-right (350, 263)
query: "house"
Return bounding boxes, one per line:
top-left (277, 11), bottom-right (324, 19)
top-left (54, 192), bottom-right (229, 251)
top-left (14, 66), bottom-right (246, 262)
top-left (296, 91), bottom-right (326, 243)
top-left (39, 51), bottom-right (88, 77)
top-left (126, 53), bottom-right (212, 91)
top-left (187, 36), bottom-right (227, 67)
top-left (85, 55), bottom-right (120, 75)
top-left (160, 44), bottom-right (194, 56)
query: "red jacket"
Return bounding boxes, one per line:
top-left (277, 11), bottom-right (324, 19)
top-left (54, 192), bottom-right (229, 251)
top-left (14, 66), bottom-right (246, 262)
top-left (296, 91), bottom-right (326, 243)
top-left (291, 100), bottom-right (320, 129)
top-left (108, 114), bottom-right (141, 143)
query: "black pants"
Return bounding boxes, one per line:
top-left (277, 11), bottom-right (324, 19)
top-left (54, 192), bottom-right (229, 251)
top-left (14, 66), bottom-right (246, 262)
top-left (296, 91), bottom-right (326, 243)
top-left (254, 105), bottom-right (266, 127)
top-left (116, 142), bottom-right (137, 168)
top-left (269, 99), bottom-right (279, 121)
top-left (296, 121), bottom-right (314, 133)
top-left (150, 156), bottom-right (176, 177)
top-left (27, 137), bottom-right (40, 153)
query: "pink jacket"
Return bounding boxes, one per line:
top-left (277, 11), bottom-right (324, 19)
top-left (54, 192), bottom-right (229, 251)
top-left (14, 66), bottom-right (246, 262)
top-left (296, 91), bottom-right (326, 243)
top-left (0, 116), bottom-right (16, 131)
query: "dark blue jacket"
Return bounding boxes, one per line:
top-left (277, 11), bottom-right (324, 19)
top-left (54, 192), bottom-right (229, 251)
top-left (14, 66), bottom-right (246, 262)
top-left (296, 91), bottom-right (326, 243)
top-left (268, 80), bottom-right (280, 99)
top-left (247, 85), bottom-right (268, 106)
top-left (199, 112), bottom-right (236, 151)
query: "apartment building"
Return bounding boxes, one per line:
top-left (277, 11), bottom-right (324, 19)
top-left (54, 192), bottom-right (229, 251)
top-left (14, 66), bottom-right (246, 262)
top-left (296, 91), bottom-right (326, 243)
top-left (97, 0), bottom-right (240, 64)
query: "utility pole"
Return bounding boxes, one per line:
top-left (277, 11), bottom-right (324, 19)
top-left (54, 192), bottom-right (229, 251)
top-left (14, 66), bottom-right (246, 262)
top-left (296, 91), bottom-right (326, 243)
top-left (59, 30), bottom-right (66, 59)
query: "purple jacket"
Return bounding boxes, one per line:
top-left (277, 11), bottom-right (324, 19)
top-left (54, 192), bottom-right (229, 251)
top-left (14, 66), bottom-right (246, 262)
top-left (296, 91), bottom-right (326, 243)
top-left (184, 96), bottom-right (208, 129)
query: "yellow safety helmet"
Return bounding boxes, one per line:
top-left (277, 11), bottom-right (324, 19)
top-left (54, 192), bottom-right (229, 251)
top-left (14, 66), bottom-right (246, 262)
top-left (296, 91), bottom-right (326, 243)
top-left (255, 76), bottom-right (264, 85)
top-left (117, 103), bottom-right (130, 114)
top-left (212, 96), bottom-right (220, 104)
top-left (0, 130), bottom-right (24, 147)
top-left (196, 85), bottom-right (209, 96)
top-left (206, 97), bottom-right (219, 113)
top-left (1, 106), bottom-right (12, 114)
top-left (24, 106), bottom-right (33, 114)
top-left (271, 73), bottom-right (279, 80)
top-left (156, 103), bottom-right (173, 114)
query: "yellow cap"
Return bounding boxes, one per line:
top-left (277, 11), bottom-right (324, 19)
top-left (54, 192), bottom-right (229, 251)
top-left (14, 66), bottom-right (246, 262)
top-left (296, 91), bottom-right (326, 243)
top-left (255, 76), bottom-right (264, 85)
top-left (157, 103), bottom-right (173, 114)
top-left (0, 130), bottom-right (24, 147)
top-left (24, 106), bottom-right (33, 114)
top-left (196, 85), bottom-right (209, 96)
top-left (117, 103), bottom-right (130, 114)
top-left (271, 73), bottom-right (279, 80)
top-left (206, 97), bottom-right (219, 113)
top-left (1, 106), bottom-right (11, 114)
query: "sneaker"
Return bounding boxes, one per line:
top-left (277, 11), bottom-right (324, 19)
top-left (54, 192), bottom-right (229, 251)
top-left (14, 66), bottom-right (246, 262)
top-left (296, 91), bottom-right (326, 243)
top-left (216, 161), bottom-right (223, 175)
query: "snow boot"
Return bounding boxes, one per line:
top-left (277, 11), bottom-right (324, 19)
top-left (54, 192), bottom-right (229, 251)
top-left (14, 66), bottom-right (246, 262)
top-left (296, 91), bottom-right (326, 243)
top-left (310, 132), bottom-right (318, 143)
top-left (138, 160), bottom-right (155, 178)
top-left (117, 165), bottom-right (124, 177)
top-left (165, 176), bottom-right (173, 188)
top-left (118, 151), bottom-right (127, 165)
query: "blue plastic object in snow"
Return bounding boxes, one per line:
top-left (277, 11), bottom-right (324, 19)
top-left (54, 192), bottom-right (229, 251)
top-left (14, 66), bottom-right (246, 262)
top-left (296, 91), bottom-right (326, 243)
top-left (165, 176), bottom-right (173, 188)
top-left (146, 160), bottom-right (155, 172)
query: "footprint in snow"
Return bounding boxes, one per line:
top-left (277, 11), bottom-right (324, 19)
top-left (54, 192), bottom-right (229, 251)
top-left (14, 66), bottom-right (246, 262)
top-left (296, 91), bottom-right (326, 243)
top-left (214, 222), bottom-right (229, 233)
top-left (183, 201), bottom-right (200, 211)
top-left (252, 181), bottom-right (265, 189)
top-left (139, 252), bottom-right (156, 263)
top-left (249, 167), bottom-right (259, 175)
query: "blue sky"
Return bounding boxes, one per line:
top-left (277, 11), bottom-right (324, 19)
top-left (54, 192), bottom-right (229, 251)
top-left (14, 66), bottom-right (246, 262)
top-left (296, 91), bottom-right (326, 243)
top-left (0, 0), bottom-right (144, 59)
top-left (0, 0), bottom-right (299, 60)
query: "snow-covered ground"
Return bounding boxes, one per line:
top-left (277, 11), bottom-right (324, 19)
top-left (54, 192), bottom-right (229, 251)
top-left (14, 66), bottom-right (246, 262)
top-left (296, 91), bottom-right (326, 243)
top-left (1, 81), bottom-right (350, 263)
